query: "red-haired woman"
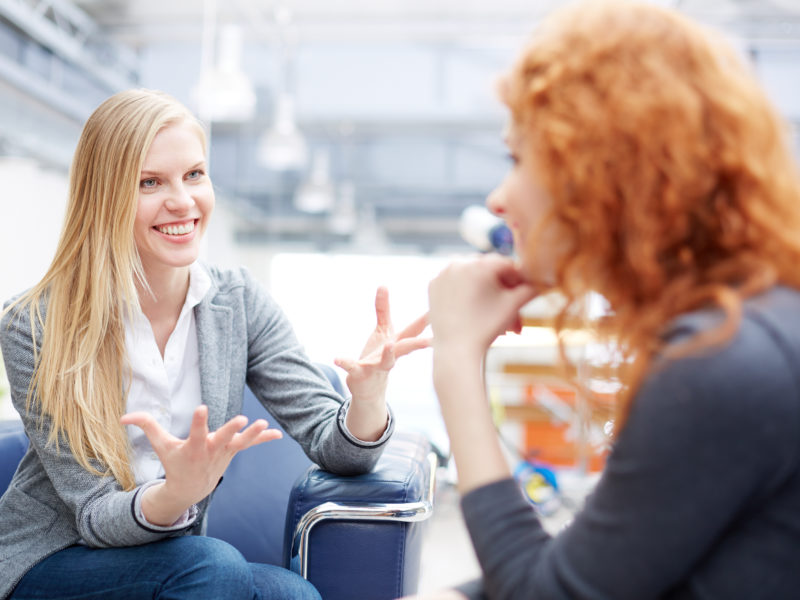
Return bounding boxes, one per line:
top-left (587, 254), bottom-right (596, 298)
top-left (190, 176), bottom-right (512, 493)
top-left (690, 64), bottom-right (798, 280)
top-left (416, 1), bottom-right (800, 598)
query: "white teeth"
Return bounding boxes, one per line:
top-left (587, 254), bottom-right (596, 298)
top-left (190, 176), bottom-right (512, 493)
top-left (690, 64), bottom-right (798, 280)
top-left (157, 222), bottom-right (195, 235)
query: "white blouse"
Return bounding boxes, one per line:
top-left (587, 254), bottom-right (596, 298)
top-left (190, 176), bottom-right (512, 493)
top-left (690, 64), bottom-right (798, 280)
top-left (123, 262), bottom-right (211, 486)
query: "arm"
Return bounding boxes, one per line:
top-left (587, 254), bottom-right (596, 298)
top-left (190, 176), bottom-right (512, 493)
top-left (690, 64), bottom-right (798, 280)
top-left (239, 269), bottom-right (394, 474)
top-left (429, 264), bottom-right (800, 599)
top-left (0, 304), bottom-right (189, 546)
top-left (428, 255), bottom-right (538, 494)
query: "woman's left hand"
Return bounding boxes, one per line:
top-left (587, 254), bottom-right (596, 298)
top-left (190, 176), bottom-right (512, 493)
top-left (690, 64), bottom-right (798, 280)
top-left (334, 286), bottom-right (430, 440)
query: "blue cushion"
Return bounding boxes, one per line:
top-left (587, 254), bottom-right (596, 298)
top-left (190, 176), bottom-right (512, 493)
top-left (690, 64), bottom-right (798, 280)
top-left (0, 421), bottom-right (28, 494)
top-left (205, 387), bottom-right (312, 565)
top-left (205, 366), bottom-right (342, 564)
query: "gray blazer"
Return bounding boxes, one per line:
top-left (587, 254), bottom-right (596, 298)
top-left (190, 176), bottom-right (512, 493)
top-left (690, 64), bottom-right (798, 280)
top-left (0, 264), bottom-right (391, 598)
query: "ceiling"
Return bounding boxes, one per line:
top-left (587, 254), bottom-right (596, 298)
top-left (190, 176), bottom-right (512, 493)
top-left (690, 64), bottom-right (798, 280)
top-left (3, 0), bottom-right (800, 253)
top-left (69, 0), bottom-right (800, 45)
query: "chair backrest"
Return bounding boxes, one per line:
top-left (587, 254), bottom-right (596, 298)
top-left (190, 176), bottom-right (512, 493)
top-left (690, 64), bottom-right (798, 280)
top-left (0, 420), bottom-right (28, 495)
top-left (205, 365), bottom-right (344, 566)
top-left (204, 386), bottom-right (314, 566)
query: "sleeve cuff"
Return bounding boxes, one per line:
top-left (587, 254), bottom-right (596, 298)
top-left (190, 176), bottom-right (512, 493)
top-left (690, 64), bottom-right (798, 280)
top-left (132, 480), bottom-right (199, 533)
top-left (336, 398), bottom-right (394, 448)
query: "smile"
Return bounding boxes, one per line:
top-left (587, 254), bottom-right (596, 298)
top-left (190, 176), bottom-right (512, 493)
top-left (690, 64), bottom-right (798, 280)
top-left (155, 221), bottom-right (196, 236)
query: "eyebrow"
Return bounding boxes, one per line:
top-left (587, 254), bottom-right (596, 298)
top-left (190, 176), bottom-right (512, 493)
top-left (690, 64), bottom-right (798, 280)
top-left (140, 161), bottom-right (206, 177)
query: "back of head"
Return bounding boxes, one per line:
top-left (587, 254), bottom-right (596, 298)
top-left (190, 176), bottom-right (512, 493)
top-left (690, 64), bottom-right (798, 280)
top-left (501, 0), bottom-right (800, 419)
top-left (503, 0), bottom-right (800, 311)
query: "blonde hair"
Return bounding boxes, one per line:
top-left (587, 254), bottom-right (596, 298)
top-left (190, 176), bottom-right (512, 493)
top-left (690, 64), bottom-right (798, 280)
top-left (501, 1), bottom-right (800, 426)
top-left (5, 89), bottom-right (206, 490)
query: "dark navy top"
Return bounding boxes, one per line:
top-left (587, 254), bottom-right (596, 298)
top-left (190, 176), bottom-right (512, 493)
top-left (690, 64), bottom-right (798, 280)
top-left (458, 286), bottom-right (800, 599)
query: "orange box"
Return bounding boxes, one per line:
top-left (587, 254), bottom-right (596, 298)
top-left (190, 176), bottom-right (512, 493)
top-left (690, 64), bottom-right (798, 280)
top-left (521, 384), bottom-right (612, 472)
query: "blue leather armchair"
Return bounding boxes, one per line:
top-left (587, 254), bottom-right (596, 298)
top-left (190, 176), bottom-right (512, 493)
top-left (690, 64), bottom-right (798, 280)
top-left (0, 369), bottom-right (436, 600)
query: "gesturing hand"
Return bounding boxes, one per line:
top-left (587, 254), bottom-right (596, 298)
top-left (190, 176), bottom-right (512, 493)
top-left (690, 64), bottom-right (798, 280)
top-left (334, 286), bottom-right (430, 403)
top-left (333, 286), bottom-right (430, 442)
top-left (121, 405), bottom-right (282, 526)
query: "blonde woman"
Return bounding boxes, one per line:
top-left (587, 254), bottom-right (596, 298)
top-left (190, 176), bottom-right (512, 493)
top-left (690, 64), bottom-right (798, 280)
top-left (0, 89), bottom-right (427, 599)
top-left (416, 1), bottom-right (800, 599)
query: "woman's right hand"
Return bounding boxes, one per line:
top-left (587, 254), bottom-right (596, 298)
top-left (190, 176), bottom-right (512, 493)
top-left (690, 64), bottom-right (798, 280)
top-left (428, 254), bottom-right (539, 358)
top-left (121, 406), bottom-right (282, 526)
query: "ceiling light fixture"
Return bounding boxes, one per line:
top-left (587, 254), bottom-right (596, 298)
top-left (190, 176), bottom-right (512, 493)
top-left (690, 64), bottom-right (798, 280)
top-left (294, 148), bottom-right (334, 213)
top-left (192, 0), bottom-right (256, 123)
top-left (258, 93), bottom-right (308, 170)
top-left (257, 5), bottom-right (308, 171)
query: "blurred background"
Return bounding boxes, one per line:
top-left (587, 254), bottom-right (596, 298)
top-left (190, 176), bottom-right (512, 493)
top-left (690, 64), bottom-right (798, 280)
top-left (1, 0), bottom-right (800, 590)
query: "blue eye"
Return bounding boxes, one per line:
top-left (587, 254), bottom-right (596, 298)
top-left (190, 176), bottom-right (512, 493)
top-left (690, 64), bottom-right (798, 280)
top-left (140, 178), bottom-right (157, 189)
top-left (187, 170), bottom-right (203, 180)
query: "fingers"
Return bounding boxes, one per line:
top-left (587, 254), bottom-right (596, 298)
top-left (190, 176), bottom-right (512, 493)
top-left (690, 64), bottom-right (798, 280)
top-left (208, 413), bottom-right (248, 450)
top-left (229, 420), bottom-right (283, 452)
top-left (394, 336), bottom-right (432, 358)
top-left (337, 340), bottom-right (397, 373)
top-left (506, 314), bottom-right (523, 336)
top-left (120, 412), bottom-right (170, 452)
top-left (508, 280), bottom-right (539, 310)
top-left (395, 312), bottom-right (429, 341)
top-left (374, 286), bottom-right (391, 330)
top-left (494, 256), bottom-right (527, 289)
top-left (187, 405), bottom-right (211, 450)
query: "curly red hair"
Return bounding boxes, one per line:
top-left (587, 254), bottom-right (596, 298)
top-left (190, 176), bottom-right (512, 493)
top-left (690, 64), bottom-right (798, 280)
top-left (501, 0), bottom-right (800, 425)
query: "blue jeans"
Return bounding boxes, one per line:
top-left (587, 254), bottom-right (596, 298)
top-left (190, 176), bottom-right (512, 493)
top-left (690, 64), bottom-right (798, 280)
top-left (10, 536), bottom-right (321, 600)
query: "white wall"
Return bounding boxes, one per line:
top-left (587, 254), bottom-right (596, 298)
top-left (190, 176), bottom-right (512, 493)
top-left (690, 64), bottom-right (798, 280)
top-left (0, 158), bottom-right (67, 305)
top-left (0, 157), bottom-right (69, 418)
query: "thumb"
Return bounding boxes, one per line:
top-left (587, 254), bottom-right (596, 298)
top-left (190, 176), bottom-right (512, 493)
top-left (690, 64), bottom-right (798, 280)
top-left (378, 341), bottom-right (396, 370)
top-left (334, 357), bottom-right (359, 374)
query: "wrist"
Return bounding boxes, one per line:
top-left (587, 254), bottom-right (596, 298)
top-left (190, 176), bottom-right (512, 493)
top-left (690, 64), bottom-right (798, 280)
top-left (432, 344), bottom-right (484, 387)
top-left (141, 481), bottom-right (191, 527)
top-left (433, 336), bottom-right (486, 362)
top-left (345, 396), bottom-right (389, 442)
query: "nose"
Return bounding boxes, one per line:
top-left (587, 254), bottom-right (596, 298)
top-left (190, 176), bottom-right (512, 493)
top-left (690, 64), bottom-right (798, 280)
top-left (165, 182), bottom-right (195, 213)
top-left (486, 184), bottom-right (506, 217)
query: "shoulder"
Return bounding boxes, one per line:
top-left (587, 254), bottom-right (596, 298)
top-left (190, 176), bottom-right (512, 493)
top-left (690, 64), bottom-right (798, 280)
top-left (628, 286), bottom-right (800, 470)
top-left (199, 262), bottom-right (257, 293)
top-left (657, 286), bottom-right (800, 396)
top-left (1, 291), bottom-right (41, 345)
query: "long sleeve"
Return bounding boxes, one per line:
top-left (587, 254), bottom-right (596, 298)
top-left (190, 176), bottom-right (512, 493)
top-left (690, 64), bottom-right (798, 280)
top-left (217, 266), bottom-right (392, 475)
top-left (459, 295), bottom-right (800, 599)
top-left (0, 303), bottom-right (197, 549)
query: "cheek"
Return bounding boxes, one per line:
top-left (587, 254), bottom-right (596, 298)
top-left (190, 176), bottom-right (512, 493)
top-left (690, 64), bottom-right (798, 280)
top-left (133, 197), bottom-right (158, 242)
top-left (133, 202), bottom-right (147, 235)
top-left (199, 185), bottom-right (215, 216)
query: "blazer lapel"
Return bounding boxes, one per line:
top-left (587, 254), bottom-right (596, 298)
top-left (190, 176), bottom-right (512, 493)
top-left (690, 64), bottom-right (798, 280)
top-left (195, 300), bottom-right (233, 431)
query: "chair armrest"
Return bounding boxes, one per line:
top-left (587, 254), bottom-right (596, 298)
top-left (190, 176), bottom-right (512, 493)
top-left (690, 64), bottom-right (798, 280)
top-left (284, 430), bottom-right (437, 600)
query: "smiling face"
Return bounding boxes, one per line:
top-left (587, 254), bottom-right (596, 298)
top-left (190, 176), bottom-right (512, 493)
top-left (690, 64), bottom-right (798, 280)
top-left (486, 123), bottom-right (565, 286)
top-left (134, 120), bottom-right (215, 280)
